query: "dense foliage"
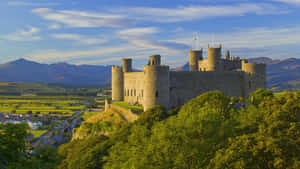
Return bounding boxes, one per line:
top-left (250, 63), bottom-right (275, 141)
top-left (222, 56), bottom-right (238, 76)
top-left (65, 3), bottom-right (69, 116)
top-left (2, 89), bottom-right (300, 169)
top-left (58, 90), bottom-right (300, 169)
top-left (0, 123), bottom-right (61, 169)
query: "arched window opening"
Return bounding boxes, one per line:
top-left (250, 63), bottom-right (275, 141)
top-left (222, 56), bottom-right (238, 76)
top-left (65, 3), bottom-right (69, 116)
top-left (155, 91), bottom-right (159, 98)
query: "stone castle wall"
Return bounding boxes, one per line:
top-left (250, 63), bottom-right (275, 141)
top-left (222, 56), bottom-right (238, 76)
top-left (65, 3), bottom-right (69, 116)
top-left (120, 70), bottom-right (265, 110)
top-left (169, 71), bottom-right (246, 108)
top-left (111, 44), bottom-right (266, 111)
top-left (123, 72), bottom-right (144, 105)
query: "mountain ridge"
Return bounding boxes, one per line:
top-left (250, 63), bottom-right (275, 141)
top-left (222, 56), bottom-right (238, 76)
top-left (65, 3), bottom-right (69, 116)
top-left (0, 58), bottom-right (111, 85)
top-left (0, 57), bottom-right (299, 90)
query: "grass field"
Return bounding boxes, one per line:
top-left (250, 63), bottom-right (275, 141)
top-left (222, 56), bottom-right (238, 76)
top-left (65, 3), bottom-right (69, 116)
top-left (0, 96), bottom-right (89, 116)
top-left (0, 85), bottom-right (111, 140)
top-left (112, 101), bottom-right (143, 112)
top-left (29, 130), bottom-right (47, 138)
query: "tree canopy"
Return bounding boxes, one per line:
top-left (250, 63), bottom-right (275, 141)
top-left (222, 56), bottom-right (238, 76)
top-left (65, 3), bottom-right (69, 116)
top-left (13, 89), bottom-right (298, 169)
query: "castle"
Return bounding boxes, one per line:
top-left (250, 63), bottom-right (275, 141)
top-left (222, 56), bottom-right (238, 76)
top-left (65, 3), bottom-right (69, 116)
top-left (111, 44), bottom-right (266, 111)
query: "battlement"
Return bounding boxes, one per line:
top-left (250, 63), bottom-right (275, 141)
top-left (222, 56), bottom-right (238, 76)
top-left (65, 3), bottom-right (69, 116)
top-left (149, 55), bottom-right (161, 65)
top-left (242, 62), bottom-right (266, 76)
top-left (122, 58), bottom-right (132, 72)
top-left (111, 44), bottom-right (266, 111)
top-left (112, 65), bottom-right (122, 69)
top-left (189, 49), bottom-right (203, 71)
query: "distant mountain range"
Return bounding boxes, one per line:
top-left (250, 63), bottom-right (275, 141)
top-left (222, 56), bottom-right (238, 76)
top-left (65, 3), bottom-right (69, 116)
top-left (0, 57), bottom-right (299, 90)
top-left (0, 59), bottom-right (111, 86)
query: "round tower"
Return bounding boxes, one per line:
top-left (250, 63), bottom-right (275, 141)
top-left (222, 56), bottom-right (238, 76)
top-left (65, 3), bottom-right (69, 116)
top-left (207, 44), bottom-right (222, 71)
top-left (149, 55), bottom-right (161, 65)
top-left (143, 65), bottom-right (170, 111)
top-left (111, 66), bottom-right (124, 101)
top-left (122, 58), bottom-right (132, 72)
top-left (189, 49), bottom-right (203, 71)
top-left (242, 62), bottom-right (266, 76)
top-left (225, 50), bottom-right (230, 60)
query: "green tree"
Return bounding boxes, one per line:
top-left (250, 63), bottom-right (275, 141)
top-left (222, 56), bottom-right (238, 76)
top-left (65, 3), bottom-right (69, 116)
top-left (58, 135), bottom-right (110, 169)
top-left (104, 91), bottom-right (239, 169)
top-left (0, 123), bottom-right (61, 169)
top-left (208, 90), bottom-right (300, 169)
top-left (0, 123), bottom-right (29, 168)
top-left (248, 88), bottom-right (273, 105)
top-left (57, 90), bottom-right (300, 169)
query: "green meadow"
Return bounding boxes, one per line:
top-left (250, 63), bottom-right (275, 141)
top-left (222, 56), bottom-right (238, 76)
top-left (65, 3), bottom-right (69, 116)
top-left (0, 96), bottom-right (89, 116)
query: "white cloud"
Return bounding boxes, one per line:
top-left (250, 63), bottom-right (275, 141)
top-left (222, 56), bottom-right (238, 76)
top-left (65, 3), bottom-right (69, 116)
top-left (32, 8), bottom-right (135, 28)
top-left (271, 0), bottom-right (300, 5)
top-left (48, 24), bottom-right (61, 30)
top-left (3, 26), bottom-right (41, 41)
top-left (112, 3), bottom-right (287, 23)
top-left (173, 26), bottom-right (300, 49)
top-left (119, 27), bottom-right (159, 38)
top-left (51, 33), bottom-right (107, 45)
top-left (75, 55), bottom-right (150, 65)
top-left (8, 1), bottom-right (59, 6)
top-left (26, 45), bottom-right (133, 63)
top-left (32, 3), bottom-right (287, 29)
top-left (118, 27), bottom-right (189, 52)
top-left (51, 34), bottom-right (81, 40)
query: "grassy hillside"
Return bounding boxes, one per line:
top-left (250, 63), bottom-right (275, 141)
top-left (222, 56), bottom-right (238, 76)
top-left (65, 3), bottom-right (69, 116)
top-left (57, 90), bottom-right (300, 169)
top-left (72, 109), bottom-right (126, 140)
top-left (0, 82), bottom-right (107, 96)
top-left (266, 58), bottom-right (300, 90)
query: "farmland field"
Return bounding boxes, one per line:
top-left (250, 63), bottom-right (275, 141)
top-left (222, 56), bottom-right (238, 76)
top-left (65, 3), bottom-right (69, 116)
top-left (0, 95), bottom-right (91, 116)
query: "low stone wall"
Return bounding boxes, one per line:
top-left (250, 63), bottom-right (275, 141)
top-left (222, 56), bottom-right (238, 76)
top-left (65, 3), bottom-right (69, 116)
top-left (110, 104), bottom-right (139, 122)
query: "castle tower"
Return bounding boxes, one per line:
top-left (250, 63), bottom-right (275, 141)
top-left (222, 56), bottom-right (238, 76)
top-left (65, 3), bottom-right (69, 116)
top-left (111, 66), bottom-right (124, 101)
top-left (207, 44), bottom-right (222, 71)
top-left (149, 55), bottom-right (161, 65)
top-left (242, 61), bottom-right (266, 96)
top-left (143, 55), bottom-right (170, 111)
top-left (242, 61), bottom-right (266, 76)
top-left (225, 50), bottom-right (230, 60)
top-left (189, 49), bottom-right (203, 71)
top-left (122, 58), bottom-right (132, 72)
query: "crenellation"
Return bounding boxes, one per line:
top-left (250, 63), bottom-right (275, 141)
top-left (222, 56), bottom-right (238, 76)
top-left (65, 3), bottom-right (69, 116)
top-left (111, 44), bottom-right (266, 111)
top-left (122, 58), bottom-right (132, 72)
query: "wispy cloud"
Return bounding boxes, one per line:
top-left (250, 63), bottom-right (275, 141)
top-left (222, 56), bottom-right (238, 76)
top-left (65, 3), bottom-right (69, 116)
top-left (173, 26), bottom-right (300, 49)
top-left (32, 3), bottom-right (287, 29)
top-left (8, 1), bottom-right (59, 6)
top-left (26, 45), bottom-right (133, 63)
top-left (119, 27), bottom-right (159, 38)
top-left (51, 33), bottom-right (106, 45)
top-left (112, 3), bottom-right (288, 23)
top-left (118, 27), bottom-right (189, 52)
top-left (271, 0), bottom-right (300, 5)
top-left (32, 8), bottom-right (135, 28)
top-left (75, 54), bottom-right (150, 65)
top-left (48, 23), bottom-right (61, 30)
top-left (3, 26), bottom-right (41, 41)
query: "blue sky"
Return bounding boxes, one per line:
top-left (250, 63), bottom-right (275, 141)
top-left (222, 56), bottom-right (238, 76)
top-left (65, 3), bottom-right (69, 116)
top-left (0, 0), bottom-right (300, 68)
